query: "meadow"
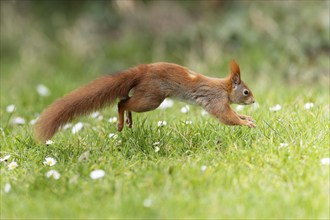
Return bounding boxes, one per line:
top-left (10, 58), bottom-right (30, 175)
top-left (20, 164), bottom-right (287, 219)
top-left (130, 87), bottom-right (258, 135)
top-left (1, 1), bottom-right (329, 219)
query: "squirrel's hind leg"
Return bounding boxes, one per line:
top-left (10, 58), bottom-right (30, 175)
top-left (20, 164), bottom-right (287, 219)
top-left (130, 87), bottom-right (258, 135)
top-left (117, 98), bottom-right (129, 132)
top-left (126, 111), bottom-right (132, 128)
top-left (117, 90), bottom-right (165, 131)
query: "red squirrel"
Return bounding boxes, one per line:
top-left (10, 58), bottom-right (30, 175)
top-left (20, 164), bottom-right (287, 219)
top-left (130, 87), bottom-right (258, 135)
top-left (35, 60), bottom-right (256, 141)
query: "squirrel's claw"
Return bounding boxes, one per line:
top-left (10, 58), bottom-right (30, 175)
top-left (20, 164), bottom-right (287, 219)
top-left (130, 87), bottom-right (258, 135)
top-left (246, 120), bottom-right (256, 128)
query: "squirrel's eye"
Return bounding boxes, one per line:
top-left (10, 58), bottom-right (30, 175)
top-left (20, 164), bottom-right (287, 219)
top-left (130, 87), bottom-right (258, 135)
top-left (243, 89), bottom-right (249, 96)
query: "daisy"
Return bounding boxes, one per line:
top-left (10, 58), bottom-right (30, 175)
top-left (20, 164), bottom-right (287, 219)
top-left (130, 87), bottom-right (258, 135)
top-left (8, 161), bottom-right (18, 170)
top-left (201, 165), bottom-right (207, 172)
top-left (158, 99), bottom-right (174, 109)
top-left (90, 111), bottom-right (100, 118)
top-left (180, 105), bottom-right (190, 114)
top-left (43, 157), bottom-right (56, 166)
top-left (152, 142), bottom-right (160, 152)
top-left (4, 182), bottom-right (11, 193)
top-left (201, 109), bottom-right (209, 117)
top-left (78, 151), bottom-right (90, 162)
top-left (143, 198), bottom-right (153, 207)
top-left (157, 121), bottom-right (167, 127)
top-left (11, 117), bottom-right (26, 125)
top-left (304, 102), bottom-right (314, 110)
top-left (252, 102), bottom-right (260, 110)
top-left (320, 158), bottom-right (330, 165)
top-left (29, 118), bottom-right (38, 125)
top-left (6, 104), bottom-right (15, 113)
top-left (62, 123), bottom-right (72, 130)
top-left (46, 170), bottom-right (61, 180)
top-left (90, 111), bottom-right (103, 120)
top-left (236, 105), bottom-right (245, 111)
top-left (72, 122), bottom-right (84, 134)
top-left (0, 154), bottom-right (10, 163)
top-left (109, 133), bottom-right (118, 139)
top-left (279, 143), bottom-right (289, 148)
top-left (185, 120), bottom-right (193, 125)
top-left (90, 169), bottom-right (105, 179)
top-left (46, 140), bottom-right (54, 145)
top-left (269, 104), bottom-right (281, 112)
top-left (108, 117), bottom-right (118, 123)
top-left (36, 84), bottom-right (50, 97)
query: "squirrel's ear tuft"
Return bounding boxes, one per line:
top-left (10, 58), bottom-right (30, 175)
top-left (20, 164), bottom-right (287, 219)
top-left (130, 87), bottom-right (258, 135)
top-left (230, 59), bottom-right (240, 74)
top-left (229, 59), bottom-right (241, 85)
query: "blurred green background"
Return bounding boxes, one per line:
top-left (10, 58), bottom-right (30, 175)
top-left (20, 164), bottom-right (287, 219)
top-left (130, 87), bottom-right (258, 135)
top-left (1, 1), bottom-right (329, 219)
top-left (1, 0), bottom-right (329, 111)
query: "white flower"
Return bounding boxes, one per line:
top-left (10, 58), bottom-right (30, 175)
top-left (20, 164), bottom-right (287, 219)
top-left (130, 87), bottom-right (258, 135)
top-left (8, 161), bottom-right (18, 170)
top-left (185, 120), bottom-right (193, 125)
top-left (143, 198), bottom-right (153, 207)
top-left (43, 157), bottom-right (56, 166)
top-left (46, 140), bottom-right (54, 145)
top-left (201, 165), bottom-right (207, 172)
top-left (158, 99), bottom-right (174, 109)
top-left (78, 151), bottom-right (90, 162)
top-left (46, 170), bottom-right (61, 180)
top-left (29, 118), bottom-right (38, 125)
top-left (236, 105), bottom-right (245, 111)
top-left (36, 84), bottom-right (50, 97)
top-left (90, 169), bottom-right (105, 179)
top-left (279, 143), bottom-right (289, 148)
top-left (157, 121), bottom-right (167, 127)
top-left (320, 158), bottom-right (330, 165)
top-left (72, 122), bottom-right (84, 134)
top-left (4, 182), bottom-right (11, 193)
top-left (108, 117), bottom-right (118, 123)
top-left (91, 112), bottom-right (103, 120)
top-left (201, 109), bottom-right (209, 117)
top-left (304, 102), bottom-right (314, 110)
top-left (109, 133), bottom-right (118, 139)
top-left (180, 105), bottom-right (190, 114)
top-left (90, 111), bottom-right (100, 118)
top-left (252, 102), bottom-right (260, 110)
top-left (269, 104), bottom-right (281, 112)
top-left (63, 123), bottom-right (72, 130)
top-left (6, 104), bottom-right (15, 113)
top-left (11, 117), bottom-right (26, 125)
top-left (152, 142), bottom-right (160, 152)
top-left (0, 154), bottom-right (11, 162)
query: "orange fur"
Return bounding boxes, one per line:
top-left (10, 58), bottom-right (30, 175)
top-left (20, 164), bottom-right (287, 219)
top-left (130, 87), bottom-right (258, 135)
top-left (35, 60), bottom-right (256, 142)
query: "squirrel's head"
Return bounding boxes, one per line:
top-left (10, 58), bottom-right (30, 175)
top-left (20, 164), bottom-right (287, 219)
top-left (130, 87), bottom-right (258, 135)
top-left (227, 60), bottom-right (255, 105)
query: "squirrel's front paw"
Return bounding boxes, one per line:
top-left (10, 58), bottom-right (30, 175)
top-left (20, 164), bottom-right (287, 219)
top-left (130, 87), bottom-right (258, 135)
top-left (247, 117), bottom-right (256, 123)
top-left (245, 120), bottom-right (256, 128)
top-left (238, 114), bottom-right (255, 122)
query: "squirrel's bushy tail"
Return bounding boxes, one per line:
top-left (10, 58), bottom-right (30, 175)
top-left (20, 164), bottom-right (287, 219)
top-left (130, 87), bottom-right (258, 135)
top-left (34, 65), bottom-right (145, 142)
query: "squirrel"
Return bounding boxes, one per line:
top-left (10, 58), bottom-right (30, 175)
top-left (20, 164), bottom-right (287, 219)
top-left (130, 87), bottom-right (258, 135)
top-left (34, 60), bottom-right (256, 142)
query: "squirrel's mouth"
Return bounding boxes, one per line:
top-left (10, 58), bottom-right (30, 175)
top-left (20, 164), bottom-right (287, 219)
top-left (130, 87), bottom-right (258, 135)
top-left (243, 98), bottom-right (255, 105)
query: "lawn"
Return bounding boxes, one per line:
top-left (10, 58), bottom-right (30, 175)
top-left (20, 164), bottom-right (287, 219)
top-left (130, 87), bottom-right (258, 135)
top-left (1, 1), bottom-right (329, 219)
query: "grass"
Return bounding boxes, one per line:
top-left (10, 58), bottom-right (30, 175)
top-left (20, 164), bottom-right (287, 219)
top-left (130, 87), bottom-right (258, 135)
top-left (1, 1), bottom-right (329, 219)
top-left (1, 82), bottom-right (329, 219)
